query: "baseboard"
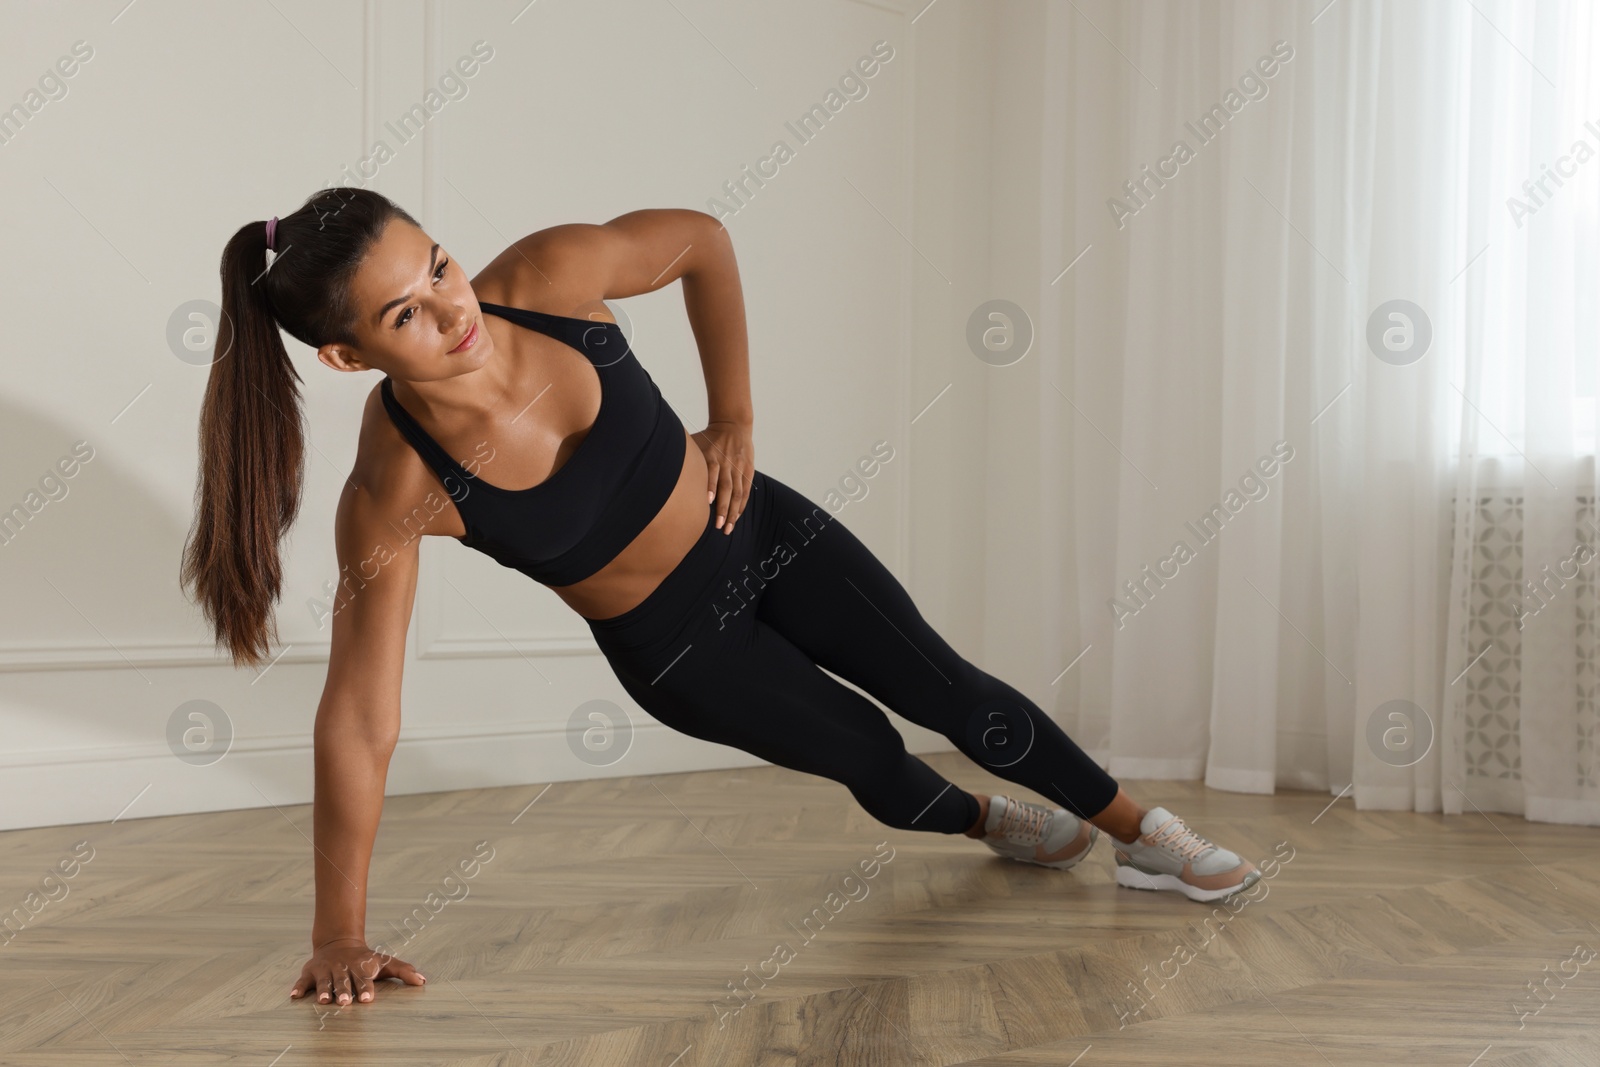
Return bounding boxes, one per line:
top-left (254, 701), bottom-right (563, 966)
top-left (0, 718), bottom-right (960, 832)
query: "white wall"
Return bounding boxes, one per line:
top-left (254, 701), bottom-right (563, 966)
top-left (0, 0), bottom-right (1008, 830)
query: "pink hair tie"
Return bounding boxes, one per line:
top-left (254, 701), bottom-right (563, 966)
top-left (265, 216), bottom-right (279, 251)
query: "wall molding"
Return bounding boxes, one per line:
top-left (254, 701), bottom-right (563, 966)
top-left (0, 632), bottom-right (603, 671)
top-left (0, 716), bottom-right (607, 771)
top-left (0, 639), bottom-right (329, 672)
top-left (418, 632), bottom-right (601, 660)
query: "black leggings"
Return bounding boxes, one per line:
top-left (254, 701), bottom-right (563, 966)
top-left (585, 469), bottom-right (1120, 835)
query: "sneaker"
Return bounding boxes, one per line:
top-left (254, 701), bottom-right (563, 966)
top-left (1112, 806), bottom-right (1261, 902)
top-left (979, 795), bottom-right (1099, 870)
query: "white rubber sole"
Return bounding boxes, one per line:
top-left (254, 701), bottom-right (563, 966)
top-left (1114, 862), bottom-right (1262, 902)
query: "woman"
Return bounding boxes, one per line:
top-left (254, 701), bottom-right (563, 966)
top-left (181, 187), bottom-right (1260, 1009)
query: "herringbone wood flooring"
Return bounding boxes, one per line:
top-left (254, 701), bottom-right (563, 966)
top-left (3, 751), bottom-right (1597, 1066)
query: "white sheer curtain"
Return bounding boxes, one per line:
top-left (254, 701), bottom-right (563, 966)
top-left (987, 0), bottom-right (1600, 824)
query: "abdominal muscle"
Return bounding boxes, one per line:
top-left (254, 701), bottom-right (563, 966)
top-left (544, 427), bottom-right (713, 621)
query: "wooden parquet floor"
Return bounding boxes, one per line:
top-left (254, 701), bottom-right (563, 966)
top-left (2, 750), bottom-right (1598, 1066)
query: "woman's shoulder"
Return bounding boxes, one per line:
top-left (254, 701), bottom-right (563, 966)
top-left (342, 382), bottom-right (466, 542)
top-left (470, 223), bottom-right (616, 320)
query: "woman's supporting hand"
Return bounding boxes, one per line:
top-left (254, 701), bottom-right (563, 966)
top-left (693, 420), bottom-right (755, 534)
top-left (290, 938), bottom-right (426, 1005)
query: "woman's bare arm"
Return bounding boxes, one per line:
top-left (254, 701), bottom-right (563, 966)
top-left (310, 471), bottom-right (417, 948)
top-left (294, 434), bottom-right (439, 1003)
top-left (494, 209), bottom-right (756, 528)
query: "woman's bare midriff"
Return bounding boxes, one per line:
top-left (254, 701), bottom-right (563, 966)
top-left (545, 427), bottom-right (713, 620)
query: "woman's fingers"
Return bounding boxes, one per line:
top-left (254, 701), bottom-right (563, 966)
top-left (722, 463), bottom-right (754, 533)
top-left (717, 461), bottom-right (735, 532)
top-left (700, 434), bottom-right (720, 512)
top-left (706, 458), bottom-right (721, 519)
top-left (381, 957), bottom-right (428, 986)
top-left (293, 947), bottom-right (425, 1006)
top-left (729, 466), bottom-right (750, 529)
top-left (694, 427), bottom-right (754, 532)
top-left (333, 964), bottom-right (355, 1005)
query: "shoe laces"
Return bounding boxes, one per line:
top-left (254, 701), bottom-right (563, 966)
top-left (995, 798), bottom-right (1051, 845)
top-left (1145, 816), bottom-right (1213, 862)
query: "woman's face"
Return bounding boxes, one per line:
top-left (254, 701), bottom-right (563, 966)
top-left (317, 217), bottom-right (491, 381)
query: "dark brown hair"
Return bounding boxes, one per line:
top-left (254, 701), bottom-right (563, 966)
top-left (181, 186), bottom-right (420, 669)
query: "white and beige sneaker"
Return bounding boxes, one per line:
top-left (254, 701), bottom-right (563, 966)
top-left (979, 795), bottom-right (1099, 870)
top-left (1112, 806), bottom-right (1261, 902)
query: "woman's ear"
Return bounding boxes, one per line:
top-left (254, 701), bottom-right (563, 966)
top-left (317, 342), bottom-right (369, 373)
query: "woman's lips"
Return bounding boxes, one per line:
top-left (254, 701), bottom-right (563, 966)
top-left (449, 320), bottom-right (479, 353)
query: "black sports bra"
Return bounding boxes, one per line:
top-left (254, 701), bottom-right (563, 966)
top-left (379, 301), bottom-right (687, 586)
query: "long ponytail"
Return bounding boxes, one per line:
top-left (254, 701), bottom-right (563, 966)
top-left (181, 186), bottom-right (417, 668)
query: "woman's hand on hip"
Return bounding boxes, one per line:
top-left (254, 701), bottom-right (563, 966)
top-left (692, 421), bottom-right (754, 534)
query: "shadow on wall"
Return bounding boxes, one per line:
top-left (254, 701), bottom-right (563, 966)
top-left (0, 396), bottom-right (304, 831)
top-left (0, 402), bottom-right (180, 653)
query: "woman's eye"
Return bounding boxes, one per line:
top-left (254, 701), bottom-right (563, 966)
top-left (395, 259), bottom-right (450, 329)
